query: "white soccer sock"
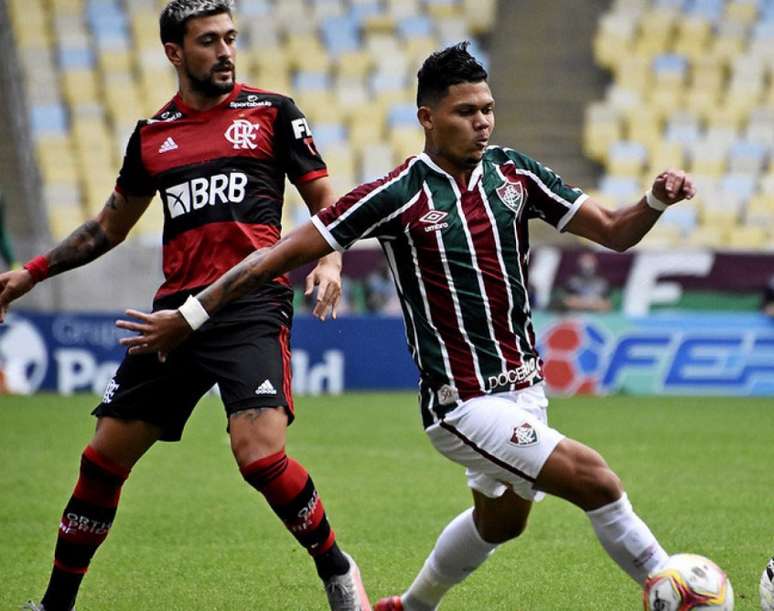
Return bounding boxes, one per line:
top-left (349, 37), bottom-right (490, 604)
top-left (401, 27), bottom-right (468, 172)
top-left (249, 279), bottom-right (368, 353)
top-left (586, 492), bottom-right (669, 585)
top-left (401, 507), bottom-right (499, 611)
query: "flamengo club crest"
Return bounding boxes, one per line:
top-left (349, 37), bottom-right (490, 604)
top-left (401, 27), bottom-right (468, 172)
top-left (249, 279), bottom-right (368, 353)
top-left (225, 119), bottom-right (259, 149)
top-left (496, 177), bottom-right (527, 213)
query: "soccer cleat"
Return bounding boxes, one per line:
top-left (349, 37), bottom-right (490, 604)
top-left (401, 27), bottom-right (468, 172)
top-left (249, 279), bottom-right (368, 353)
top-left (324, 552), bottom-right (372, 611)
top-left (374, 596), bottom-right (404, 611)
top-left (20, 603), bottom-right (75, 611)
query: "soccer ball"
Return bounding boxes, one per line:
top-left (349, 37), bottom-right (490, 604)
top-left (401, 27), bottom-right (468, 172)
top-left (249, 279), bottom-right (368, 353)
top-left (643, 554), bottom-right (733, 610)
top-left (761, 557), bottom-right (774, 611)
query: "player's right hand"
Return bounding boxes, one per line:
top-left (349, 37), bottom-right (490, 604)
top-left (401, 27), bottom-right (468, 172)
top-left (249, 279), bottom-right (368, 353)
top-left (115, 308), bottom-right (192, 362)
top-left (0, 269), bottom-right (35, 323)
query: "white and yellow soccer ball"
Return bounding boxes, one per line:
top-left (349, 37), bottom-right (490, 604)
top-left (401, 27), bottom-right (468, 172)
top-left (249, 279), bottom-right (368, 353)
top-left (761, 556), bottom-right (774, 611)
top-left (643, 554), bottom-right (734, 611)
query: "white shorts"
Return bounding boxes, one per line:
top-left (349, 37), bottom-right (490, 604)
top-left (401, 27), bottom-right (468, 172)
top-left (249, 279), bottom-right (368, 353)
top-left (426, 383), bottom-right (564, 502)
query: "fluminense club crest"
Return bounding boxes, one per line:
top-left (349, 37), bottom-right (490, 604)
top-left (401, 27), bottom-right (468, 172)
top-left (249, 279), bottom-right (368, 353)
top-left (496, 177), bottom-right (527, 213)
top-left (510, 421), bottom-right (538, 446)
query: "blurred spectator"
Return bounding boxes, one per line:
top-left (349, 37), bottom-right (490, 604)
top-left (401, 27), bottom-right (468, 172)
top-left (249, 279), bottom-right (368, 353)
top-left (558, 252), bottom-right (612, 313)
top-left (364, 262), bottom-right (401, 315)
top-left (762, 275), bottom-right (774, 317)
top-left (0, 192), bottom-right (17, 270)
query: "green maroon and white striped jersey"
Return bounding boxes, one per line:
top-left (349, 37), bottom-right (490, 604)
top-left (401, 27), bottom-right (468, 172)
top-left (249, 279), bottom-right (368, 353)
top-left (313, 147), bottom-right (588, 428)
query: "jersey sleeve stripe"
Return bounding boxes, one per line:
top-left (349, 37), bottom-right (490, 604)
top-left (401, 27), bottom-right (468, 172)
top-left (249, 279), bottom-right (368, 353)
top-left (557, 192), bottom-right (588, 232)
top-left (295, 168), bottom-right (329, 184)
top-left (511, 167), bottom-right (582, 210)
top-left (311, 215), bottom-right (345, 252)
top-left (357, 188), bottom-right (424, 239)
top-left (326, 156), bottom-right (419, 232)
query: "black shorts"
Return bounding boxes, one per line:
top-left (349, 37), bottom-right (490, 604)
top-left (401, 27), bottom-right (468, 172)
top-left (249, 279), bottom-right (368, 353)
top-left (93, 292), bottom-right (295, 441)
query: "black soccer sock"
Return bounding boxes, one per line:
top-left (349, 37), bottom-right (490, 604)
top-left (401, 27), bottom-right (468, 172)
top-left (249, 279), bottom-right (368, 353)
top-left (41, 446), bottom-right (129, 611)
top-left (312, 541), bottom-right (351, 581)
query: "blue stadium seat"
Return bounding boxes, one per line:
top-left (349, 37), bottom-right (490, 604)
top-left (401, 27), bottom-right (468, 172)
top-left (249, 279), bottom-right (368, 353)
top-left (397, 15), bottom-right (433, 38)
top-left (686, 0), bottom-right (725, 21)
top-left (720, 173), bottom-right (757, 200)
top-left (321, 15), bottom-right (360, 56)
top-left (58, 46), bottom-right (95, 70)
top-left (239, 0), bottom-right (271, 17)
top-left (599, 175), bottom-right (642, 203)
top-left (387, 102), bottom-right (417, 128)
top-left (351, 0), bottom-right (383, 24)
top-left (31, 105), bottom-right (68, 135)
top-left (293, 71), bottom-right (331, 92)
top-left (311, 123), bottom-right (347, 152)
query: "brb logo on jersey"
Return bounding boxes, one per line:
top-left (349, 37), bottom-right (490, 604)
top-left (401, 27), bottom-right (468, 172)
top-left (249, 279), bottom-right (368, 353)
top-left (164, 172), bottom-right (248, 219)
top-left (225, 119), bottom-right (259, 149)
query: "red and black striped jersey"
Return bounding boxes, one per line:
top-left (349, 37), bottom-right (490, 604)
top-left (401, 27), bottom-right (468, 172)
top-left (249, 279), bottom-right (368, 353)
top-left (313, 147), bottom-right (587, 428)
top-left (115, 82), bottom-right (327, 309)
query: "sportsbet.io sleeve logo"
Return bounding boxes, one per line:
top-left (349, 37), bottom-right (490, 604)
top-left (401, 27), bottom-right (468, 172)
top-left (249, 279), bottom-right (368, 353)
top-left (164, 172), bottom-right (248, 219)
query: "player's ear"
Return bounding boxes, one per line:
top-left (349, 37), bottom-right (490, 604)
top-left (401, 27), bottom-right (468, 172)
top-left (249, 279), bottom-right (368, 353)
top-left (163, 42), bottom-right (183, 67)
top-left (417, 106), bottom-right (433, 131)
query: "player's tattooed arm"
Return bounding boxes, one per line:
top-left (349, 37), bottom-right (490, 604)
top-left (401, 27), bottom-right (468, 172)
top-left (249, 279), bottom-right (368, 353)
top-left (44, 219), bottom-right (114, 277)
top-left (116, 222), bottom-right (333, 356)
top-left (197, 221), bottom-right (333, 314)
top-left (44, 191), bottom-right (151, 276)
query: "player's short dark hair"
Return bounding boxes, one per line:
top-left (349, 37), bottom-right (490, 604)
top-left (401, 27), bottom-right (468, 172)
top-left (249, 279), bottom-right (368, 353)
top-left (159, 0), bottom-right (234, 45)
top-left (416, 41), bottom-right (488, 107)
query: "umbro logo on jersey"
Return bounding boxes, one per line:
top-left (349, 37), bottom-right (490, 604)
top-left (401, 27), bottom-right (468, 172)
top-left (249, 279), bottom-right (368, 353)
top-left (419, 210), bottom-right (449, 233)
top-left (255, 379), bottom-right (277, 395)
top-left (158, 137), bottom-right (178, 153)
top-left (510, 421), bottom-right (538, 447)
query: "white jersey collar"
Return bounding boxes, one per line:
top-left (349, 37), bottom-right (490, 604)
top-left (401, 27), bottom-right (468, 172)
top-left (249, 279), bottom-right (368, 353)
top-left (418, 152), bottom-right (484, 193)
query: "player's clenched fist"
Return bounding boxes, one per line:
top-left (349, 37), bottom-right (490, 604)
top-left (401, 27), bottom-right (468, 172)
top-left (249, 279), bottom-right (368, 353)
top-left (651, 169), bottom-right (696, 207)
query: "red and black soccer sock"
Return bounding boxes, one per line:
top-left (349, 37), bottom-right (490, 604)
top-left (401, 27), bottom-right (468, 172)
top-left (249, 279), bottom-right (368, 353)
top-left (241, 449), bottom-right (350, 581)
top-left (41, 446), bottom-right (129, 611)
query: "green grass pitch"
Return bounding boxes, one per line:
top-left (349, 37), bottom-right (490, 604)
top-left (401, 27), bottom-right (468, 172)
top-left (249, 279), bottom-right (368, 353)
top-left (1, 393), bottom-right (772, 610)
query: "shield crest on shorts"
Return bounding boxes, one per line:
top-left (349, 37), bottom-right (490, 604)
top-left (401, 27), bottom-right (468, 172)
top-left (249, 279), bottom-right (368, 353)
top-left (510, 421), bottom-right (538, 446)
top-left (496, 178), bottom-right (526, 214)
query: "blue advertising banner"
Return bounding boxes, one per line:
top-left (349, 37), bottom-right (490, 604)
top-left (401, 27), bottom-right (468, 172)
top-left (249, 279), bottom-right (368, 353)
top-left (1, 311), bottom-right (772, 397)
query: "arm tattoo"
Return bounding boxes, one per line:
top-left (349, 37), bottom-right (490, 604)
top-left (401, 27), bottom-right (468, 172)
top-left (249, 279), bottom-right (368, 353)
top-left (198, 249), bottom-right (274, 314)
top-left (45, 220), bottom-right (116, 277)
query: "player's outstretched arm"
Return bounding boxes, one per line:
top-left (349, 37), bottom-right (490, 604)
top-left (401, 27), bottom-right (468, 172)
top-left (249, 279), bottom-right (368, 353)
top-left (565, 168), bottom-right (696, 252)
top-left (297, 176), bottom-right (343, 320)
top-left (0, 191), bottom-right (152, 322)
top-left (117, 221), bottom-right (334, 356)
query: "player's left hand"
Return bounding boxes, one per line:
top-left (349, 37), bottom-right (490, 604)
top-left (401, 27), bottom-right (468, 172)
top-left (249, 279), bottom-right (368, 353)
top-left (651, 169), bottom-right (696, 206)
top-left (115, 308), bottom-right (191, 361)
top-left (305, 252), bottom-right (342, 321)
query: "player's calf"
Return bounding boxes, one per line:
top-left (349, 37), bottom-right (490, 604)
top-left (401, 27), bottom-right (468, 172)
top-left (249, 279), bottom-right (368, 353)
top-left (40, 446), bottom-right (129, 611)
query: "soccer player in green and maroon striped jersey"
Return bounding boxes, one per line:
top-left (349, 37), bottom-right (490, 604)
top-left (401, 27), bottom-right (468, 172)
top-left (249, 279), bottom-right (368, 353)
top-left (116, 42), bottom-right (697, 610)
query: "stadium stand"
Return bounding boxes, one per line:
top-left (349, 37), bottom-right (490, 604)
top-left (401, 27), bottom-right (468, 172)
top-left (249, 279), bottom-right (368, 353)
top-left (588, 0), bottom-right (774, 250)
top-left (7, 0), bottom-right (496, 241)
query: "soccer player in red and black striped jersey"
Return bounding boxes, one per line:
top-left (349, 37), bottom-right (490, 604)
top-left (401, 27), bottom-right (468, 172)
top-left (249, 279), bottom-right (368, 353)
top-left (114, 44), bottom-right (697, 609)
top-left (0, 2), bottom-right (370, 610)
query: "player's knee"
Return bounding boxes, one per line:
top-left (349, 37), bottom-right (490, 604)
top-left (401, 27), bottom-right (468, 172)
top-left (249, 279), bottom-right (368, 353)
top-left (474, 512), bottom-right (528, 544)
top-left (584, 464), bottom-right (623, 510)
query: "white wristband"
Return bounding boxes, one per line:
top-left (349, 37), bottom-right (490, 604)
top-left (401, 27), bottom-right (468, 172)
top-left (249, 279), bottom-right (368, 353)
top-left (178, 295), bottom-right (210, 330)
top-left (645, 190), bottom-right (668, 212)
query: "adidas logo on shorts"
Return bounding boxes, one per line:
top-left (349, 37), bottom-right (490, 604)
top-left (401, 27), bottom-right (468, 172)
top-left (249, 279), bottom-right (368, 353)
top-left (255, 379), bottom-right (277, 395)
